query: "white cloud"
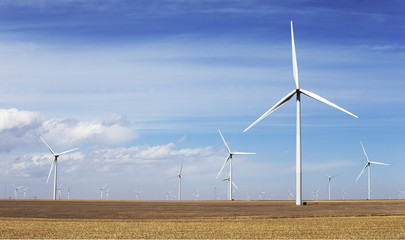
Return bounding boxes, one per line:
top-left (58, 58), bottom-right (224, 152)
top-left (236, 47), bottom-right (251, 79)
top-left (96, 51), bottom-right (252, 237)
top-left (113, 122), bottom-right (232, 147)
top-left (0, 108), bottom-right (136, 151)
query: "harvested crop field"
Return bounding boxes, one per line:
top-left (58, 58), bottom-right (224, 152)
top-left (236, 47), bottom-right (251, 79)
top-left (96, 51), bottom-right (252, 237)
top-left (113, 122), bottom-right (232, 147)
top-left (0, 199), bottom-right (404, 239)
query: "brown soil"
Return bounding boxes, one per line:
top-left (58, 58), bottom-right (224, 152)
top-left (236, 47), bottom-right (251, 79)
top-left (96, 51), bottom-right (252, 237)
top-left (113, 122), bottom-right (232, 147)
top-left (0, 199), bottom-right (404, 219)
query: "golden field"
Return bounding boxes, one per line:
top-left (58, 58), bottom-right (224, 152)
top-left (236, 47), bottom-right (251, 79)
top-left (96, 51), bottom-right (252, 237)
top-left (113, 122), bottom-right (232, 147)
top-left (0, 200), bottom-right (404, 239)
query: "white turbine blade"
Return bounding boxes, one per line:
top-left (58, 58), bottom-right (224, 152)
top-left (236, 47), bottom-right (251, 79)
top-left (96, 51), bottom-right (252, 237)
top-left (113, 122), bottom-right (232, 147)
top-left (218, 129), bottom-right (231, 153)
top-left (244, 89), bottom-right (296, 132)
top-left (370, 161), bottom-right (389, 166)
top-left (57, 148), bottom-right (79, 156)
top-left (180, 161), bottom-right (183, 174)
top-left (291, 20), bottom-right (299, 89)
top-left (216, 155), bottom-right (231, 179)
top-left (360, 141), bottom-right (370, 162)
top-left (300, 89), bottom-right (358, 118)
top-left (40, 136), bottom-right (56, 156)
top-left (232, 181), bottom-right (238, 190)
top-left (231, 152), bottom-right (256, 155)
top-left (166, 175), bottom-right (178, 181)
top-left (46, 160), bottom-right (55, 183)
top-left (355, 164), bottom-right (368, 182)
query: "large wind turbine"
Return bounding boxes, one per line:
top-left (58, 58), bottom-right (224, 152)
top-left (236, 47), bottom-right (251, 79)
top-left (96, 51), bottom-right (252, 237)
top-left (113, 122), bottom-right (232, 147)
top-left (326, 174), bottom-right (338, 200)
top-left (356, 141), bottom-right (389, 200)
top-left (243, 21), bottom-right (358, 206)
top-left (217, 129), bottom-right (255, 200)
top-left (41, 137), bottom-right (78, 200)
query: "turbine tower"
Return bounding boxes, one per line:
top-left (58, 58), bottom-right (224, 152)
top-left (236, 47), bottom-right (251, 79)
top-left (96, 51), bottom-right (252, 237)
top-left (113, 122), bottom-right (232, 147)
top-left (216, 129), bottom-right (255, 200)
top-left (356, 141), bottom-right (389, 200)
top-left (244, 21), bottom-right (357, 206)
top-left (326, 174), bottom-right (338, 200)
top-left (41, 136), bottom-right (78, 200)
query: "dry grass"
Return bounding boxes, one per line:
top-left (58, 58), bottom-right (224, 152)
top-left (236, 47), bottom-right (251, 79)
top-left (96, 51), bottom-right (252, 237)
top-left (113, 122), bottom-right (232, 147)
top-left (1, 216), bottom-right (404, 239)
top-left (0, 200), bottom-right (404, 239)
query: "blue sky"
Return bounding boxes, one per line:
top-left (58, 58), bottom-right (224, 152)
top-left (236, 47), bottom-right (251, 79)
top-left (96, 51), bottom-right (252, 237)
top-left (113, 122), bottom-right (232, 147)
top-left (0, 0), bottom-right (404, 201)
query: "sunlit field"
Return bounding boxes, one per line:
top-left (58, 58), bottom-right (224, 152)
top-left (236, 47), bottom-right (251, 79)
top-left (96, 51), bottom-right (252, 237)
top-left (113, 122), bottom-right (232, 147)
top-left (1, 200), bottom-right (404, 239)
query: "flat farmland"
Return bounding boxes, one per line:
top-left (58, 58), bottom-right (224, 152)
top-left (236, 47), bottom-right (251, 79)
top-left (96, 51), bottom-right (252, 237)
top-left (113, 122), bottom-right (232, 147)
top-left (0, 200), bottom-right (404, 239)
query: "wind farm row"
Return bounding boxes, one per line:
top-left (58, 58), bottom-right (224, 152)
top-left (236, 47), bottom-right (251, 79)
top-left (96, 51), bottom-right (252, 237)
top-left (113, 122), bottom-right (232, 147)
top-left (6, 21), bottom-right (393, 205)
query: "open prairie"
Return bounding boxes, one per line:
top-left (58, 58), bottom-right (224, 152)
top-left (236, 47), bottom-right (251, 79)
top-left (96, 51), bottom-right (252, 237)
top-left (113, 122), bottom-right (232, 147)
top-left (0, 199), bottom-right (404, 239)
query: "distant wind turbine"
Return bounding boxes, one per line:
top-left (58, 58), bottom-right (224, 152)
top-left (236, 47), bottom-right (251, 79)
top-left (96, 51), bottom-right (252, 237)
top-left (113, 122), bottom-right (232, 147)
top-left (105, 188), bottom-right (111, 200)
top-left (312, 189), bottom-right (320, 200)
top-left (288, 188), bottom-right (294, 201)
top-left (168, 161), bottom-right (183, 200)
top-left (219, 174), bottom-right (238, 200)
top-left (135, 190), bottom-right (142, 200)
top-left (99, 184), bottom-right (108, 200)
top-left (217, 129), bottom-right (255, 200)
top-left (341, 189), bottom-right (348, 200)
top-left (259, 191), bottom-right (266, 200)
top-left (13, 185), bottom-right (23, 200)
top-left (326, 174), bottom-right (338, 200)
top-left (23, 187), bottom-right (28, 200)
top-left (243, 21), bottom-right (357, 206)
top-left (40, 136), bottom-right (78, 200)
top-left (193, 189), bottom-right (200, 200)
top-left (356, 141), bottom-right (389, 200)
top-left (166, 190), bottom-right (173, 200)
top-left (68, 187), bottom-right (71, 200)
top-left (56, 184), bottom-right (62, 200)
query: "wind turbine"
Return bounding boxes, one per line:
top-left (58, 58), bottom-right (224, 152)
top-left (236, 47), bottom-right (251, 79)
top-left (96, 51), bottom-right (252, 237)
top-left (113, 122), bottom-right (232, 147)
top-left (288, 188), bottom-right (294, 201)
top-left (356, 141), bottom-right (389, 200)
top-left (326, 174), bottom-right (338, 200)
top-left (68, 187), bottom-right (71, 200)
top-left (193, 189), bottom-right (200, 200)
top-left (13, 185), bottom-right (23, 200)
top-left (341, 189), bottom-right (348, 200)
top-left (259, 191), bottom-right (266, 200)
top-left (168, 161), bottom-right (183, 200)
top-left (40, 136), bottom-right (78, 200)
top-left (217, 129), bottom-right (255, 200)
top-left (135, 190), bottom-right (142, 200)
top-left (99, 184), bottom-right (108, 200)
top-left (312, 189), bottom-right (320, 200)
top-left (219, 174), bottom-right (239, 200)
top-left (105, 188), bottom-right (111, 200)
top-left (166, 190), bottom-right (173, 200)
top-left (23, 187), bottom-right (28, 200)
top-left (243, 21), bottom-right (358, 206)
top-left (56, 184), bottom-right (62, 200)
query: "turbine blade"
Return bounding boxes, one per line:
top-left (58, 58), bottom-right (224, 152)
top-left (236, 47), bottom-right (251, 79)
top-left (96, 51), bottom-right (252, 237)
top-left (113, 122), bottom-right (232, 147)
top-left (57, 148), bottom-right (79, 156)
top-left (216, 155), bottom-right (231, 179)
top-left (232, 181), bottom-right (238, 190)
top-left (370, 161), bottom-right (389, 166)
top-left (300, 89), bottom-right (358, 118)
top-left (218, 129), bottom-right (231, 153)
top-left (180, 160), bottom-right (183, 174)
top-left (40, 136), bottom-right (56, 156)
top-left (291, 20), bottom-right (299, 89)
top-left (300, 89), bottom-right (359, 118)
top-left (46, 159), bottom-right (55, 183)
top-left (231, 152), bottom-right (256, 155)
top-left (244, 89), bottom-right (296, 132)
top-left (360, 141), bottom-right (370, 162)
top-left (355, 164), bottom-right (368, 182)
